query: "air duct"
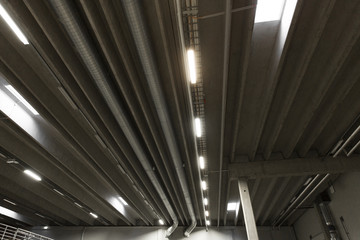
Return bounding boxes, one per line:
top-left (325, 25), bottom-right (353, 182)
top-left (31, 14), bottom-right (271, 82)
top-left (48, 0), bottom-right (178, 237)
top-left (121, 0), bottom-right (197, 236)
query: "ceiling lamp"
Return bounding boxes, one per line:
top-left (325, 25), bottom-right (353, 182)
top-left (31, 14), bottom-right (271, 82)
top-left (203, 198), bottom-right (208, 206)
top-left (0, 4), bottom-right (29, 44)
top-left (187, 49), bottom-right (197, 83)
top-left (199, 156), bottom-right (205, 169)
top-left (119, 197), bottom-right (128, 206)
top-left (24, 169), bottom-right (41, 181)
top-left (195, 118), bottom-right (202, 137)
top-left (89, 212), bottom-right (98, 218)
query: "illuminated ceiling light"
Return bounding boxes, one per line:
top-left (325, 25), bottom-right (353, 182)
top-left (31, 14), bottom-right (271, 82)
top-left (5, 85), bottom-right (39, 115)
top-left (74, 202), bottom-right (83, 208)
top-left (90, 212), bottom-right (98, 218)
top-left (195, 118), bottom-right (202, 137)
top-left (227, 202), bottom-right (237, 211)
top-left (159, 219), bottom-right (164, 225)
top-left (255, 0), bottom-right (285, 23)
top-left (24, 169), bottom-right (41, 181)
top-left (203, 198), bottom-right (208, 206)
top-left (3, 199), bottom-right (16, 205)
top-left (43, 226), bottom-right (48, 230)
top-left (119, 197), bottom-right (128, 206)
top-left (53, 189), bottom-right (64, 196)
top-left (199, 156), bottom-right (205, 169)
top-left (201, 180), bottom-right (207, 190)
top-left (187, 49), bottom-right (197, 84)
top-left (0, 4), bottom-right (29, 45)
top-left (205, 210), bottom-right (209, 217)
top-left (206, 220), bottom-right (210, 225)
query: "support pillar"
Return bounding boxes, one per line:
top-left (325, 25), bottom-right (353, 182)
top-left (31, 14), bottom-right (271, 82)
top-left (238, 179), bottom-right (259, 240)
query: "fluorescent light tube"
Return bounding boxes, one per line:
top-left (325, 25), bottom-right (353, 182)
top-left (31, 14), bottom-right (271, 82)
top-left (206, 220), bottom-right (210, 225)
top-left (227, 202), bottom-right (237, 211)
top-left (255, 0), bottom-right (285, 23)
top-left (0, 4), bottom-right (29, 45)
top-left (5, 85), bottom-right (39, 115)
top-left (203, 198), bottom-right (208, 206)
top-left (3, 199), bottom-right (16, 205)
top-left (195, 118), bottom-right (202, 137)
top-left (53, 189), bottom-right (64, 196)
top-left (205, 210), bottom-right (209, 217)
top-left (119, 197), bottom-right (128, 206)
top-left (199, 156), bottom-right (205, 169)
top-left (201, 180), bottom-right (207, 190)
top-left (187, 49), bottom-right (197, 83)
top-left (24, 169), bottom-right (41, 181)
top-left (43, 226), bottom-right (48, 229)
top-left (74, 202), bottom-right (83, 208)
top-left (159, 219), bottom-right (164, 225)
top-left (90, 212), bottom-right (98, 218)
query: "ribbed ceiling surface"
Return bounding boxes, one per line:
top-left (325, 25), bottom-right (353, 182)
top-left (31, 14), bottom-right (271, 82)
top-left (0, 0), bottom-right (359, 233)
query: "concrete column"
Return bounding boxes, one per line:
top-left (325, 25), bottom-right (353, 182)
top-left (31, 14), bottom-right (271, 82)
top-left (238, 179), bottom-right (259, 240)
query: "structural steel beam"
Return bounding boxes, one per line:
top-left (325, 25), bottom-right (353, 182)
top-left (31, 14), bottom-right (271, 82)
top-left (230, 156), bottom-right (360, 179)
top-left (238, 179), bottom-right (259, 240)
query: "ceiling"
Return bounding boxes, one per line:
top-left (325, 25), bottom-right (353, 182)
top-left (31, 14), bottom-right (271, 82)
top-left (0, 0), bottom-right (359, 234)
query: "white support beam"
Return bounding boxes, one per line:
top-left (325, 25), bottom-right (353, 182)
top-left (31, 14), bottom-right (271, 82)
top-left (238, 179), bottom-right (259, 240)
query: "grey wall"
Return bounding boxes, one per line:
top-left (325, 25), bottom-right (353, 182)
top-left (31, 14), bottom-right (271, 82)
top-left (293, 172), bottom-right (360, 240)
top-left (32, 226), bottom-right (296, 240)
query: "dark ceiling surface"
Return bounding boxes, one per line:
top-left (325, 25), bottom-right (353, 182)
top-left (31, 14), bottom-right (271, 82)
top-left (0, 0), bottom-right (359, 233)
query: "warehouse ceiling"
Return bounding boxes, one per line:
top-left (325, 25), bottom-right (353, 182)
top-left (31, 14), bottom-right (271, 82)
top-left (0, 0), bottom-right (359, 233)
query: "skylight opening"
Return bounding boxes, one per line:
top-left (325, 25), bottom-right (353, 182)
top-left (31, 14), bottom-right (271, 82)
top-left (0, 4), bottom-right (29, 45)
top-left (227, 202), bottom-right (237, 211)
top-left (255, 0), bottom-right (285, 23)
top-left (5, 85), bottom-right (39, 115)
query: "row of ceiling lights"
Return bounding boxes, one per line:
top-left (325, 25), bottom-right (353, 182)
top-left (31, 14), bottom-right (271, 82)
top-left (187, 49), bottom-right (210, 226)
top-left (0, 4), bottom-right (167, 226)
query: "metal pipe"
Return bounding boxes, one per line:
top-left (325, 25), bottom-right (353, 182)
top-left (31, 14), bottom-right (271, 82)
top-left (48, 0), bottom-right (178, 236)
top-left (333, 125), bottom-right (360, 157)
top-left (277, 174), bottom-right (330, 227)
top-left (273, 175), bottom-right (321, 226)
top-left (121, 0), bottom-right (196, 236)
top-left (217, 0), bottom-right (233, 227)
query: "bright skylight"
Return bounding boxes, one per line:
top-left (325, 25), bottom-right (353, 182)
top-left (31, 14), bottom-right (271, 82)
top-left (255, 0), bottom-right (285, 23)
top-left (227, 202), bottom-right (237, 211)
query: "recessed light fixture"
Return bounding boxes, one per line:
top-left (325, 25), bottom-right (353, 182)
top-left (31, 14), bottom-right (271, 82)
top-left (206, 220), bottom-right (210, 225)
top-left (119, 197), bottom-right (128, 206)
top-left (0, 4), bottom-right (29, 45)
top-left (199, 156), bottom-right (205, 169)
top-left (24, 169), bottom-right (41, 181)
top-left (187, 49), bottom-right (197, 84)
top-left (205, 210), bottom-right (209, 217)
top-left (90, 212), bottom-right (98, 218)
top-left (159, 219), bottom-right (164, 225)
top-left (3, 199), bottom-right (16, 205)
top-left (5, 85), bottom-right (39, 115)
top-left (201, 180), bottom-right (207, 190)
top-left (195, 118), bottom-right (202, 137)
top-left (227, 202), bottom-right (237, 211)
top-left (255, 0), bottom-right (285, 23)
top-left (203, 198), bottom-right (208, 206)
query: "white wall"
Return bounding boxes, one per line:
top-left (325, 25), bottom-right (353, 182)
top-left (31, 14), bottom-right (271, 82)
top-left (293, 172), bottom-right (360, 240)
top-left (32, 226), bottom-right (296, 240)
